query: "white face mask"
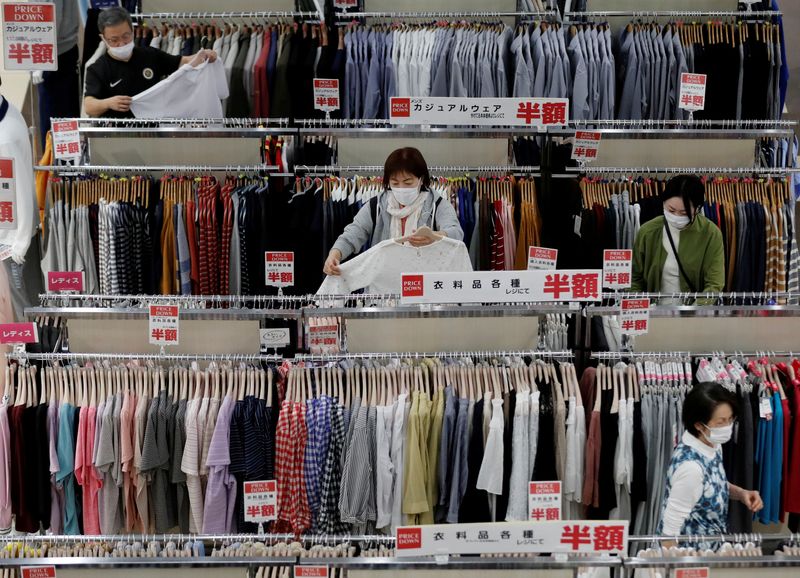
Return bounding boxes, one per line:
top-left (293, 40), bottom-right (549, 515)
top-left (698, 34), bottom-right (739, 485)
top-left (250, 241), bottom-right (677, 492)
top-left (391, 184), bottom-right (421, 206)
top-left (664, 209), bottom-right (691, 230)
top-left (703, 423), bottom-right (733, 445)
top-left (107, 41), bottom-right (135, 60)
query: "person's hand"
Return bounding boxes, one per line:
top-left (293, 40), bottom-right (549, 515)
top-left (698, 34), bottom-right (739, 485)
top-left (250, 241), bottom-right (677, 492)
top-left (105, 95), bottom-right (132, 113)
top-left (190, 48), bottom-right (218, 66)
top-left (407, 234), bottom-right (436, 247)
top-left (323, 249), bottom-right (342, 276)
top-left (740, 490), bottom-right (764, 513)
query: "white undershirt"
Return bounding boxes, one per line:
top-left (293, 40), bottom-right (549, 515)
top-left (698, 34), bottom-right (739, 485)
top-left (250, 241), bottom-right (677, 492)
top-left (661, 431), bottom-right (722, 536)
top-left (661, 222), bottom-right (682, 294)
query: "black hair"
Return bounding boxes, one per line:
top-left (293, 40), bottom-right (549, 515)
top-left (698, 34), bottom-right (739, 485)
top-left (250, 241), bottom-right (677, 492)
top-left (660, 175), bottom-right (706, 224)
top-left (382, 147), bottom-right (431, 190)
top-left (682, 382), bottom-right (738, 438)
top-left (98, 6), bottom-right (133, 35)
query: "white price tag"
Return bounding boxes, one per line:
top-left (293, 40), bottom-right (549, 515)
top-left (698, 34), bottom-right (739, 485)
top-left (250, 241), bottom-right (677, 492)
top-left (2, 2), bottom-right (57, 71)
top-left (620, 298), bottom-right (650, 336)
top-left (313, 79), bottom-right (340, 112)
top-left (260, 328), bottom-right (290, 349)
top-left (679, 73), bottom-right (707, 112)
top-left (528, 481), bottom-right (562, 521)
top-left (243, 480), bottom-right (277, 523)
top-left (149, 304), bottom-right (179, 346)
top-left (571, 131), bottom-right (601, 162)
top-left (265, 252), bottom-right (294, 288)
top-left (527, 246), bottom-right (558, 271)
top-left (51, 120), bottom-right (81, 162)
top-left (760, 398), bottom-right (773, 419)
top-left (603, 249), bottom-right (633, 289)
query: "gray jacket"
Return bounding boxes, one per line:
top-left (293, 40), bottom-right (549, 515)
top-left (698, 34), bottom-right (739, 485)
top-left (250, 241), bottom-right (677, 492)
top-left (332, 190), bottom-right (465, 260)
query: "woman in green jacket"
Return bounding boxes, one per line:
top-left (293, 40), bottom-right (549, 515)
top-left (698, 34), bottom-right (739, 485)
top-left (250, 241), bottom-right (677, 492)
top-left (631, 175), bottom-right (725, 293)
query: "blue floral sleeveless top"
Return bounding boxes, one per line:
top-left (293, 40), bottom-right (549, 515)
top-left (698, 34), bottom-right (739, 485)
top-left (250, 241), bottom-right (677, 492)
top-left (656, 441), bottom-right (729, 537)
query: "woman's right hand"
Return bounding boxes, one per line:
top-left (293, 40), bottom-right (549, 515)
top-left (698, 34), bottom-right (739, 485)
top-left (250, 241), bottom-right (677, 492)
top-left (323, 249), bottom-right (342, 276)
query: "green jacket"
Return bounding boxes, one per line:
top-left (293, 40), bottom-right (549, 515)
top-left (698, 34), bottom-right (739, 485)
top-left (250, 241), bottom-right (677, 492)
top-left (631, 215), bottom-right (725, 293)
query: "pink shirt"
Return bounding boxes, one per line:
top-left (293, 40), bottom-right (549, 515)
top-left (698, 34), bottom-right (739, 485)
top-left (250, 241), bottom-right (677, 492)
top-left (75, 406), bottom-right (101, 535)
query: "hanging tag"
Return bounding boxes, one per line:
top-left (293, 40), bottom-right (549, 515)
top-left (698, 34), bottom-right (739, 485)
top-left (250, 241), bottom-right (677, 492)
top-left (759, 398), bottom-right (773, 419)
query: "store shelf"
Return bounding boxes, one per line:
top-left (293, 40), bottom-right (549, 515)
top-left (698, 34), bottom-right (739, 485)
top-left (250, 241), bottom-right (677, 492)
top-left (0, 557), bottom-right (296, 569)
top-left (299, 556), bottom-right (622, 569)
top-left (26, 306), bottom-right (301, 320)
top-left (304, 302), bottom-right (579, 319)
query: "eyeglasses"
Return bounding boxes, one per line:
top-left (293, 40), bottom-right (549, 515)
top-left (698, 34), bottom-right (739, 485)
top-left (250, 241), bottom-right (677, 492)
top-left (104, 32), bottom-right (133, 46)
top-left (709, 417), bottom-right (737, 427)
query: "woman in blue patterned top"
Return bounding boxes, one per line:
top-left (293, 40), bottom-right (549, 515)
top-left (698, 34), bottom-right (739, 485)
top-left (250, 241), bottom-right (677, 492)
top-left (658, 383), bottom-right (763, 542)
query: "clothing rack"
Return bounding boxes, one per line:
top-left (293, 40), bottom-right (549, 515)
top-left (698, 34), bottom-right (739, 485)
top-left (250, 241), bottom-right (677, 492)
top-left (35, 165), bottom-right (280, 174)
top-left (295, 165), bottom-right (541, 174)
top-left (37, 293), bottom-right (313, 307)
top-left (51, 117), bottom-right (292, 128)
top-left (591, 350), bottom-right (797, 360)
top-left (0, 532), bottom-right (390, 543)
top-left (294, 349), bottom-right (575, 362)
top-left (131, 11), bottom-right (322, 20)
top-left (333, 11), bottom-right (554, 19)
top-left (568, 166), bottom-right (799, 175)
top-left (7, 352), bottom-right (284, 362)
top-left (628, 533), bottom-right (796, 543)
top-left (566, 10), bottom-right (782, 18)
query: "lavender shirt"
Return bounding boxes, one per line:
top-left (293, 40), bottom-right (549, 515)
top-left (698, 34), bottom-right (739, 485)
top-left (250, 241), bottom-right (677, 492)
top-left (202, 395), bottom-right (236, 533)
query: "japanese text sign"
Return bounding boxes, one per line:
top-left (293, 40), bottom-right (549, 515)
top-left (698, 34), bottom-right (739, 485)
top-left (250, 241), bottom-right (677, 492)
top-left (260, 328), bottom-right (291, 349)
top-left (47, 271), bottom-right (84, 293)
top-left (265, 251), bottom-right (294, 288)
top-left (389, 97), bottom-right (569, 128)
top-left (603, 250), bottom-right (632, 290)
top-left (0, 322), bottom-right (38, 344)
top-left (294, 568), bottom-right (329, 578)
top-left (309, 324), bottom-right (339, 353)
top-left (2, 3), bottom-right (57, 71)
top-left (148, 304), bottom-right (179, 346)
top-left (396, 521), bottom-right (628, 556)
top-left (400, 270), bottom-right (602, 305)
top-left (21, 567), bottom-right (56, 578)
top-left (243, 480), bottom-right (277, 523)
top-left (51, 120), bottom-right (81, 162)
top-left (0, 158), bottom-right (15, 230)
top-left (620, 298), bottom-right (650, 336)
top-left (529, 481), bottom-right (562, 521)
top-left (571, 131), bottom-right (601, 162)
top-left (313, 79), bottom-right (340, 112)
top-left (679, 73), bottom-right (707, 112)
top-left (675, 570), bottom-right (709, 578)
top-left (527, 246), bottom-right (558, 271)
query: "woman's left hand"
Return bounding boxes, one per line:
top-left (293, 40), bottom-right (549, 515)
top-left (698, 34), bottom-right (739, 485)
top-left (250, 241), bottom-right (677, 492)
top-left (740, 490), bottom-right (764, 513)
top-left (407, 235), bottom-right (436, 247)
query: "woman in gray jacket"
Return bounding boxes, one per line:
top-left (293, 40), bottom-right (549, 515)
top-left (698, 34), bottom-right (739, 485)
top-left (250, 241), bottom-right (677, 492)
top-left (323, 147), bottom-right (465, 276)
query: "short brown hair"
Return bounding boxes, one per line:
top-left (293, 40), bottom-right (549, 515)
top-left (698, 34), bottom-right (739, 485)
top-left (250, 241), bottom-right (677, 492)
top-left (382, 147), bottom-right (431, 190)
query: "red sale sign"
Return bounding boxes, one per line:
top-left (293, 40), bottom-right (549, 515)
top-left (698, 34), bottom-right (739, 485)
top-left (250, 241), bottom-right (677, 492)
top-left (148, 304), bottom-right (179, 346)
top-left (313, 78), bottom-right (340, 113)
top-left (389, 97), bottom-right (568, 128)
top-left (529, 481), bottom-right (562, 521)
top-left (527, 246), bottom-right (558, 270)
top-left (243, 480), bottom-right (277, 523)
top-left (571, 131), bottom-right (601, 162)
top-left (675, 570), bottom-right (709, 578)
top-left (0, 158), bottom-right (15, 230)
top-left (0, 322), bottom-right (38, 344)
top-left (2, 3), bottom-right (57, 71)
top-left (620, 298), bottom-right (650, 336)
top-left (294, 568), bottom-right (329, 578)
top-left (603, 249), bottom-right (632, 289)
top-left (679, 73), bottom-right (707, 112)
top-left (51, 120), bottom-right (81, 162)
top-left (21, 567), bottom-right (56, 578)
top-left (265, 251), bottom-right (294, 288)
top-left (47, 271), bottom-right (84, 293)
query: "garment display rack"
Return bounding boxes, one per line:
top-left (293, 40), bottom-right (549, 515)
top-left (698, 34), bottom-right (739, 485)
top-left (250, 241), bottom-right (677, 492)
top-left (6, 352), bottom-right (285, 362)
top-left (35, 165), bottom-right (281, 174)
top-left (131, 11), bottom-right (323, 20)
top-left (553, 119), bottom-right (796, 138)
top-left (567, 166), bottom-right (800, 175)
top-left (294, 165), bottom-right (541, 175)
top-left (293, 349), bottom-right (575, 362)
top-left (333, 11), bottom-right (555, 19)
top-left (590, 351), bottom-right (798, 361)
top-left (566, 10), bottom-right (782, 18)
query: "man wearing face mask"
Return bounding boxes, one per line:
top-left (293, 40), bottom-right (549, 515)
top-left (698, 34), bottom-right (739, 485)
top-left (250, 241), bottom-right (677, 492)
top-left (84, 6), bottom-right (217, 118)
top-left (323, 147), bottom-right (464, 277)
top-left (631, 175), bottom-right (725, 294)
top-left (657, 383), bottom-right (762, 543)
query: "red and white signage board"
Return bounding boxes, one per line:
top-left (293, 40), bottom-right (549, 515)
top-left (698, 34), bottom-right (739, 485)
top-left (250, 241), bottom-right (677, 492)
top-left (333, 0), bottom-right (357, 8)
top-left (675, 569), bottom-right (709, 578)
top-left (309, 324), bottom-right (339, 352)
top-left (243, 480), bottom-right (277, 523)
top-left (400, 270), bottom-right (602, 305)
top-left (679, 73), bottom-right (707, 112)
top-left (529, 481), bottom-right (562, 521)
top-left (47, 271), bottom-right (84, 293)
top-left (620, 298), bottom-right (650, 336)
top-left (148, 305), bottom-right (179, 346)
top-left (313, 79), bottom-right (340, 113)
top-left (2, 3), bottom-right (57, 71)
top-left (51, 120), bottom-right (81, 162)
top-left (527, 246), bottom-right (558, 270)
top-left (294, 567), bottom-right (329, 578)
top-left (21, 567), bottom-right (56, 578)
top-left (390, 97), bottom-right (569, 128)
top-left (571, 131), bottom-right (601, 162)
top-left (0, 158), bottom-right (16, 231)
top-left (0, 322), bottom-right (38, 344)
top-left (396, 521), bottom-right (628, 556)
top-left (603, 249), bottom-right (633, 290)
top-left (265, 251), bottom-right (294, 288)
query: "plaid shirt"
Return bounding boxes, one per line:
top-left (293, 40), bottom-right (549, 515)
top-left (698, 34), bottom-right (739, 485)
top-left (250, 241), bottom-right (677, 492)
top-left (317, 403), bottom-right (347, 534)
top-left (219, 184), bottom-right (233, 295)
top-left (275, 399), bottom-right (294, 529)
top-left (291, 402), bottom-right (311, 533)
top-left (303, 398), bottom-right (320, 523)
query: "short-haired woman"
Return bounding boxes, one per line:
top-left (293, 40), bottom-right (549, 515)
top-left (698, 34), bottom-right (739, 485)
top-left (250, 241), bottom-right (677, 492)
top-left (323, 147), bottom-right (464, 276)
top-left (658, 383), bottom-right (763, 541)
top-left (631, 175), bottom-right (725, 293)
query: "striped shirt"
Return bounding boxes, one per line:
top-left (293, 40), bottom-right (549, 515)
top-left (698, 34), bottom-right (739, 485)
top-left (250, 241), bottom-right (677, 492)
top-left (339, 405), bottom-right (377, 524)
